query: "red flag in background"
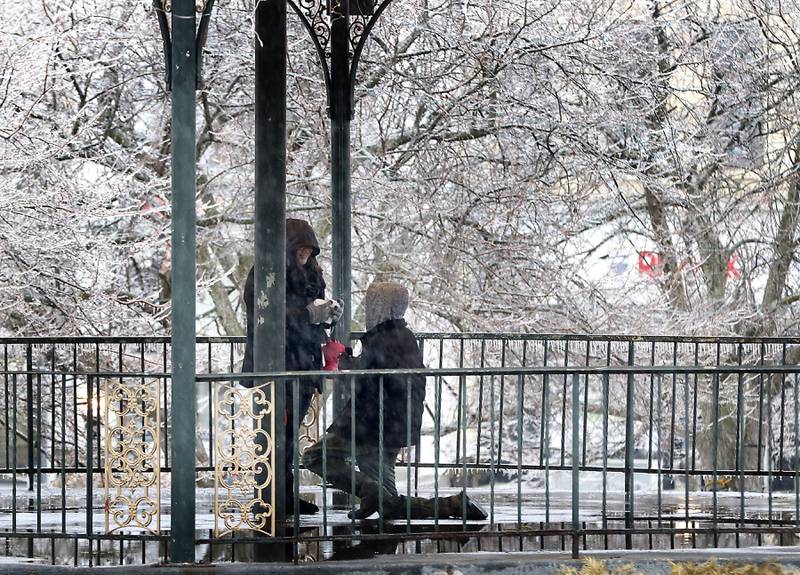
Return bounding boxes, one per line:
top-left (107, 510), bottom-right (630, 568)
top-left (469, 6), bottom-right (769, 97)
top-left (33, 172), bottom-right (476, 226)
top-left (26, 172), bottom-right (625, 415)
top-left (637, 251), bottom-right (661, 277)
top-left (636, 251), bottom-right (742, 280)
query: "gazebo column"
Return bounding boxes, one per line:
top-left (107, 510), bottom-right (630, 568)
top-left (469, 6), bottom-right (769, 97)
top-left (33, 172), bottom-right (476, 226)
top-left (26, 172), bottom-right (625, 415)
top-left (330, 0), bottom-right (353, 417)
top-left (169, 0), bottom-right (198, 563)
top-left (254, 0), bottom-right (288, 556)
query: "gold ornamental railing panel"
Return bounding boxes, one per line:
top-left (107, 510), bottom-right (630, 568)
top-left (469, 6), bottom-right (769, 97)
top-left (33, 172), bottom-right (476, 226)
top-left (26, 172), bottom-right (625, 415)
top-left (214, 380), bottom-right (275, 537)
top-left (103, 377), bottom-right (161, 534)
top-left (298, 392), bottom-right (321, 454)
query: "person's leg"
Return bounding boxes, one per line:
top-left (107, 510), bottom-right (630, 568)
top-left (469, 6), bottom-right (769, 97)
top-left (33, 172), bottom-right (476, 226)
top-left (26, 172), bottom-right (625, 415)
top-left (342, 446), bottom-right (487, 521)
top-left (373, 446), bottom-right (484, 520)
top-left (285, 381), bottom-right (318, 514)
top-left (356, 447), bottom-right (399, 497)
top-left (303, 437), bottom-right (401, 519)
top-left (385, 491), bottom-right (488, 520)
top-left (345, 446), bottom-right (401, 519)
top-left (303, 432), bottom-right (358, 494)
top-left (303, 432), bottom-right (391, 498)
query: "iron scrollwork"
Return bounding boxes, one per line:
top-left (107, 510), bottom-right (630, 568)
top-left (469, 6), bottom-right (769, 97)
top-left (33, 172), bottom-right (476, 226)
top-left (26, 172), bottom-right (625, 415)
top-left (288, 0), bottom-right (396, 117)
top-left (347, 0), bottom-right (395, 90)
top-left (348, 15), bottom-right (367, 55)
top-left (104, 377), bottom-right (162, 534)
top-left (297, 392), bottom-right (321, 454)
top-left (214, 381), bottom-right (275, 537)
top-left (296, 0), bottom-right (331, 54)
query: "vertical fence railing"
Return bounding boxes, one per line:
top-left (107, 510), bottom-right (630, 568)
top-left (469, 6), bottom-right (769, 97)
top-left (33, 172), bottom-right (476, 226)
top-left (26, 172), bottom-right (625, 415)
top-left (571, 372), bottom-right (580, 558)
top-left (199, 362), bottom-right (800, 559)
top-left (3, 334), bottom-right (800, 565)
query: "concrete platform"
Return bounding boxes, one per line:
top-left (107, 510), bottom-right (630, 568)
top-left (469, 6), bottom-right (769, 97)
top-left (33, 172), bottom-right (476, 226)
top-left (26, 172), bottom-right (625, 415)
top-left (3, 549), bottom-right (800, 575)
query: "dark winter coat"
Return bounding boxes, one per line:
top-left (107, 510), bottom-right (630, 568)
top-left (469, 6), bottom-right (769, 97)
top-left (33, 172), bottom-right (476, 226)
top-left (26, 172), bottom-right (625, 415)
top-left (242, 219), bottom-right (326, 388)
top-left (328, 319), bottom-right (426, 448)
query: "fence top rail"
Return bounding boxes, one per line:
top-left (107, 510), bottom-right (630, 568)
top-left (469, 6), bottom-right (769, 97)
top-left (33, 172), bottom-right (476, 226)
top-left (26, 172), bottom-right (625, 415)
top-left (0, 336), bottom-right (228, 344)
top-left (0, 365), bottom-right (800, 382)
top-left (202, 365), bottom-right (800, 379)
top-left (8, 365), bottom-right (795, 379)
top-left (411, 333), bottom-right (800, 344)
top-left (2, 333), bottom-right (800, 345)
top-left (6, 365), bottom-right (800, 382)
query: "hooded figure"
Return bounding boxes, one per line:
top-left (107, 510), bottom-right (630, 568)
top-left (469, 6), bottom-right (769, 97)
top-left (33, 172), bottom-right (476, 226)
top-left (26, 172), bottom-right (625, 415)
top-left (329, 282), bottom-right (425, 448)
top-left (242, 218), bottom-right (335, 515)
top-left (303, 282), bottom-right (486, 521)
top-left (242, 218), bottom-right (327, 379)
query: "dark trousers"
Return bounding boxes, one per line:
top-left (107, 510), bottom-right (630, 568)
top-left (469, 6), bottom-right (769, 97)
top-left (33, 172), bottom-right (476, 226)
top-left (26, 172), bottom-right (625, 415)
top-left (303, 432), bottom-right (399, 497)
top-left (303, 432), bottom-right (445, 518)
top-left (284, 380), bottom-right (317, 487)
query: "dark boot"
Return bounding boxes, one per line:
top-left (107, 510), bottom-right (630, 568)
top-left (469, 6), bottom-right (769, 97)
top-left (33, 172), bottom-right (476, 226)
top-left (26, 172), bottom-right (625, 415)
top-left (380, 495), bottom-right (424, 520)
top-left (348, 484), bottom-right (398, 519)
top-left (284, 469), bottom-right (319, 514)
top-left (442, 492), bottom-right (487, 520)
top-left (381, 492), bottom-right (487, 521)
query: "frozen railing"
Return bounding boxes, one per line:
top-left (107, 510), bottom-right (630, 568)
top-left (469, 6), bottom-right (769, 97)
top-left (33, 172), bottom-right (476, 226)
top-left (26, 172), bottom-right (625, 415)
top-left (1, 334), bottom-right (800, 565)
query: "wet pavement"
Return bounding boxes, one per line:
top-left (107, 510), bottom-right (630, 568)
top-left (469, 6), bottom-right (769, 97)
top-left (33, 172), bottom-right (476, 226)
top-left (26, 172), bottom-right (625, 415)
top-left (2, 485), bottom-right (799, 531)
top-left (1, 484), bottom-right (799, 565)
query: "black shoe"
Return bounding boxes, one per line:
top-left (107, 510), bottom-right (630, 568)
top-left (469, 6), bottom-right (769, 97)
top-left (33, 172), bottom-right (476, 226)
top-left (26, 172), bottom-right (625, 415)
top-left (348, 494), bottom-right (376, 519)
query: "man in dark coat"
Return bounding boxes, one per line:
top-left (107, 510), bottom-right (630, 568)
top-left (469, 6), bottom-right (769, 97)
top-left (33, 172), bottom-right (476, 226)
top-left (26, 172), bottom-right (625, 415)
top-left (303, 282), bottom-right (485, 520)
top-left (327, 283), bottom-right (426, 453)
top-left (242, 218), bottom-right (342, 514)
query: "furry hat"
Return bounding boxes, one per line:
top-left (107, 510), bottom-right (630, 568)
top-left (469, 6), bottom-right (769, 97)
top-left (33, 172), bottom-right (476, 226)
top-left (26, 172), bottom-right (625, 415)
top-left (365, 282), bottom-right (409, 330)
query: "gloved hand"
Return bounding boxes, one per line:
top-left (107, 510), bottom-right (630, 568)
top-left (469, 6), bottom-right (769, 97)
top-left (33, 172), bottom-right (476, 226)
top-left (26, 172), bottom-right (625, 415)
top-left (307, 299), bottom-right (339, 325)
top-left (331, 298), bottom-right (345, 323)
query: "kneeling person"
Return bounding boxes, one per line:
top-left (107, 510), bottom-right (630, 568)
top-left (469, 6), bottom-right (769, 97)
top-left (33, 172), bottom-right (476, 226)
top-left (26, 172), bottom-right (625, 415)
top-left (303, 282), bottom-right (485, 520)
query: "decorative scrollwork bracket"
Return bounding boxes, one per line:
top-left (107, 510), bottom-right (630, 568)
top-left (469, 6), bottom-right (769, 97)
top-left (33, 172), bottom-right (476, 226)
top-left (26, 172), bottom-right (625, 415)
top-left (154, 0), bottom-right (216, 90)
top-left (287, 0), bottom-right (396, 120)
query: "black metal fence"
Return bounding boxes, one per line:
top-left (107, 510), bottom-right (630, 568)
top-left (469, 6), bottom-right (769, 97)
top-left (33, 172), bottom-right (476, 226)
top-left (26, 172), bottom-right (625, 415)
top-left (1, 334), bottom-right (800, 565)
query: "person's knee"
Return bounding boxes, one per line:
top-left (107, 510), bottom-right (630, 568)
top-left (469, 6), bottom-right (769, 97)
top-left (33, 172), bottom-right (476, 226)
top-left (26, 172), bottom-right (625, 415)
top-left (302, 443), bottom-right (322, 473)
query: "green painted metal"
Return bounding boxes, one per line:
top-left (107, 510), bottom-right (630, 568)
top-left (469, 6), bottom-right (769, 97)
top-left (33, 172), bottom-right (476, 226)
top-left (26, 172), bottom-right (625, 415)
top-left (330, 0), bottom-right (353, 420)
top-left (169, 0), bottom-right (197, 563)
top-left (86, 375), bottom-right (93, 565)
top-left (6, 333), bottom-right (800, 562)
top-left (331, 118), bottom-right (352, 345)
top-left (624, 341), bottom-right (635, 550)
top-left (571, 372), bottom-right (580, 558)
top-left (254, 0), bottom-right (287, 556)
top-left (8, 331), bottom-right (800, 345)
top-left (26, 347), bottom-right (33, 492)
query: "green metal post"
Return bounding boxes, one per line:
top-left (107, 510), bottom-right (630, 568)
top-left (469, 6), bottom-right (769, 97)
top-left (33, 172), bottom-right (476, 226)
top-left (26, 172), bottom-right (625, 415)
top-left (254, 0), bottom-right (287, 558)
top-left (624, 342), bottom-right (635, 550)
top-left (330, 0), bottom-right (352, 418)
top-left (26, 346), bottom-right (33, 492)
top-left (571, 372), bottom-right (580, 558)
top-left (169, 0), bottom-right (197, 563)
